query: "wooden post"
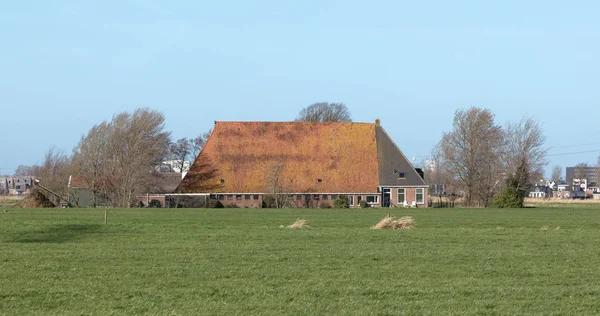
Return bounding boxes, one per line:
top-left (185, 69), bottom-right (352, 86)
top-left (104, 209), bottom-right (107, 224)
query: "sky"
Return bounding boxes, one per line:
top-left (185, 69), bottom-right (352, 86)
top-left (1, 0), bottom-right (599, 178)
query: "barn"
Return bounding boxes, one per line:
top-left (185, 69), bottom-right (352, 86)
top-left (178, 120), bottom-right (428, 208)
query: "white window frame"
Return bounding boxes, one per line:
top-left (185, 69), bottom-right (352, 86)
top-left (416, 188), bottom-right (424, 205)
top-left (366, 195), bottom-right (379, 205)
top-left (397, 188), bottom-right (406, 205)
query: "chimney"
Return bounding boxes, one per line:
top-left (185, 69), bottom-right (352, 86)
top-left (375, 119), bottom-right (381, 126)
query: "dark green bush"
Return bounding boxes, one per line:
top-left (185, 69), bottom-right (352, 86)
top-left (359, 200), bottom-right (368, 208)
top-left (493, 187), bottom-right (526, 208)
top-left (333, 197), bottom-right (349, 209)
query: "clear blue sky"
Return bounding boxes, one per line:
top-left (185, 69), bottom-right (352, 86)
top-left (1, 0), bottom-right (599, 178)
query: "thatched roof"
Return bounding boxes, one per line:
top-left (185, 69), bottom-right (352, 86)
top-left (179, 121), bottom-right (425, 194)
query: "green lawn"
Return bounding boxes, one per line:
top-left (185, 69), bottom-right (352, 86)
top-left (2, 207), bottom-right (600, 315)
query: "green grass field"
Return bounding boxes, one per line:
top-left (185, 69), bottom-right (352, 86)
top-left (2, 207), bottom-right (600, 315)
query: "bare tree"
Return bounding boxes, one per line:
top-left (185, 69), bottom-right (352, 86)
top-left (72, 122), bottom-right (110, 207)
top-left (168, 137), bottom-right (192, 173)
top-left (503, 117), bottom-right (548, 191)
top-left (31, 147), bottom-right (72, 205)
top-left (191, 129), bottom-right (212, 159)
top-left (428, 146), bottom-right (461, 206)
top-left (438, 108), bottom-right (504, 207)
top-left (551, 165), bottom-right (563, 184)
top-left (264, 160), bottom-right (289, 208)
top-left (100, 108), bottom-right (171, 207)
top-left (574, 162), bottom-right (591, 189)
top-left (296, 102), bottom-right (352, 122)
top-left (14, 165), bottom-right (34, 176)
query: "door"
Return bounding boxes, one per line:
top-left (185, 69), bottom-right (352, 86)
top-left (383, 188), bottom-right (391, 207)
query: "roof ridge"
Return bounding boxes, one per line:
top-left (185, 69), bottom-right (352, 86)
top-left (214, 121), bottom-right (375, 125)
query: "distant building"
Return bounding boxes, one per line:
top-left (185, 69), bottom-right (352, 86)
top-left (566, 166), bottom-right (598, 190)
top-left (0, 176), bottom-right (35, 195)
top-left (529, 185), bottom-right (552, 198)
top-left (157, 160), bottom-right (191, 174)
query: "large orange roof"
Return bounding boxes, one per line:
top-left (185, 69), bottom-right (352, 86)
top-left (179, 121), bottom-right (381, 193)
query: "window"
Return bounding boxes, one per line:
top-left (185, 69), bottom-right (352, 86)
top-left (416, 188), bottom-right (424, 204)
top-left (317, 178), bottom-right (323, 183)
top-left (17, 179), bottom-right (20, 182)
top-left (16, 185), bottom-right (21, 190)
top-left (220, 179), bottom-right (225, 184)
top-left (313, 194), bottom-right (320, 200)
top-left (253, 194), bottom-right (259, 200)
top-left (245, 194), bottom-right (251, 200)
top-left (397, 188), bottom-right (406, 204)
top-left (297, 194), bottom-right (302, 201)
top-left (398, 172), bottom-right (405, 178)
top-left (322, 194), bottom-right (328, 200)
top-left (348, 195), bottom-right (354, 206)
top-left (366, 195), bottom-right (379, 204)
top-left (236, 195), bottom-right (242, 200)
top-left (331, 194), bottom-right (338, 200)
top-left (227, 195), bottom-right (233, 200)
top-left (218, 195), bottom-right (225, 201)
top-left (357, 195), bottom-right (362, 204)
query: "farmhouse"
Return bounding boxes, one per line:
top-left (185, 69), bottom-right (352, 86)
top-left (178, 120), bottom-right (428, 208)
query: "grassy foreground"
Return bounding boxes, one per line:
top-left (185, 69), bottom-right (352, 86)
top-left (1, 207), bottom-right (600, 315)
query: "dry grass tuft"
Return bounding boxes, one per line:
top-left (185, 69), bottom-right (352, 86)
top-left (540, 226), bottom-right (548, 231)
top-left (496, 226), bottom-right (504, 230)
top-left (555, 226), bottom-right (560, 230)
top-left (288, 218), bottom-right (309, 229)
top-left (372, 215), bottom-right (415, 230)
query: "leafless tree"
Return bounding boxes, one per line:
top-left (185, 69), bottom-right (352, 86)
top-left (14, 165), bottom-right (34, 176)
top-left (83, 108), bottom-right (171, 208)
top-left (72, 122), bottom-right (110, 207)
top-left (296, 102), bottom-right (352, 122)
top-left (437, 108), bottom-right (504, 207)
top-left (31, 147), bottom-right (72, 205)
top-left (550, 165), bottom-right (563, 184)
top-left (264, 160), bottom-right (290, 208)
top-left (168, 137), bottom-right (192, 173)
top-left (191, 129), bottom-right (212, 159)
top-left (428, 146), bottom-right (461, 206)
top-left (574, 162), bottom-right (591, 188)
top-left (503, 117), bottom-right (548, 190)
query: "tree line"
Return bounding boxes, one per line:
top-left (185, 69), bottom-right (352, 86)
top-left (428, 107), bottom-right (550, 207)
top-left (20, 109), bottom-right (210, 207)
top-left (18, 103), bottom-right (567, 209)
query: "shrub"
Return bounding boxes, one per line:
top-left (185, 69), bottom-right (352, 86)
top-left (262, 194), bottom-right (276, 208)
top-left (493, 187), bottom-right (526, 208)
top-left (223, 203), bottom-right (239, 208)
top-left (207, 199), bottom-right (224, 208)
top-left (359, 200), bottom-right (368, 208)
top-left (333, 197), bottom-right (349, 209)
